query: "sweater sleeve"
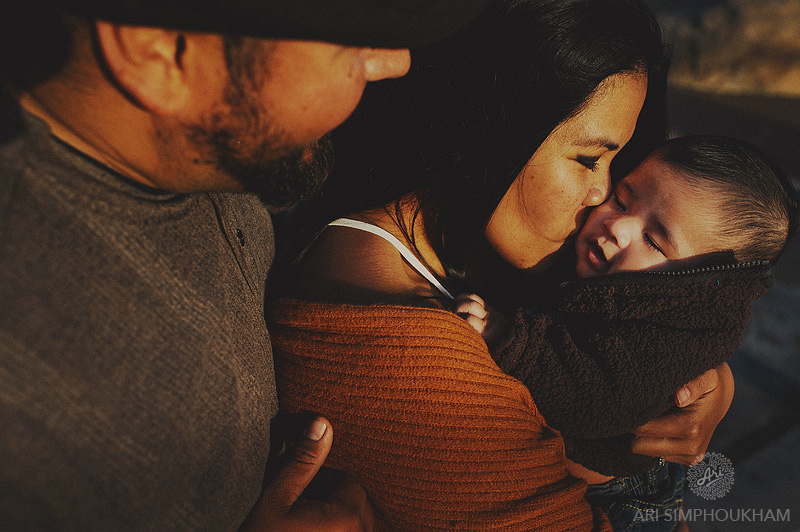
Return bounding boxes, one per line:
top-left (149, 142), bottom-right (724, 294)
top-left (271, 300), bottom-right (612, 532)
top-left (492, 268), bottom-right (769, 441)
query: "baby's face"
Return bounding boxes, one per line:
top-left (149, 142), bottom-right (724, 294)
top-left (575, 156), bottom-right (726, 277)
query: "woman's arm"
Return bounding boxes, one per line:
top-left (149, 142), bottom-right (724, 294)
top-left (270, 299), bottom-right (612, 532)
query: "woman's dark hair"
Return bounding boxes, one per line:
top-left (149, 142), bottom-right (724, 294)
top-left (315, 0), bottom-right (670, 284)
top-left (656, 135), bottom-right (800, 265)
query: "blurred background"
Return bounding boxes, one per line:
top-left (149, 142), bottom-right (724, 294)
top-left (645, 1), bottom-right (800, 530)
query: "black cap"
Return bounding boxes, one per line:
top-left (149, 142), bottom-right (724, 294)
top-left (53, 0), bottom-right (491, 48)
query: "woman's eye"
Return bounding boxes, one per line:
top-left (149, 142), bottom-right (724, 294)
top-left (577, 156), bottom-right (599, 171)
top-left (644, 233), bottom-right (665, 256)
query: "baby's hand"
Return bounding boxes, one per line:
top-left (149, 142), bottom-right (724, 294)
top-left (454, 293), bottom-right (490, 336)
top-left (454, 293), bottom-right (510, 347)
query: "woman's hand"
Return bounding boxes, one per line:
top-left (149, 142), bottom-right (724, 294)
top-left (630, 363), bottom-right (735, 466)
top-left (240, 417), bottom-right (374, 532)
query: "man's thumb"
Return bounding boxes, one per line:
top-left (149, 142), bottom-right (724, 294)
top-left (272, 417), bottom-right (333, 510)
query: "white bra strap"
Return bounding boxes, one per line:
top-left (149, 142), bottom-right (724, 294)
top-left (329, 218), bottom-right (454, 300)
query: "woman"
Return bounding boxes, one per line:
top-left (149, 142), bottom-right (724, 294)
top-left (270, 0), bottom-right (733, 530)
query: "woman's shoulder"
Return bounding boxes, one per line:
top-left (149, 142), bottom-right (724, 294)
top-left (291, 209), bottom-right (445, 307)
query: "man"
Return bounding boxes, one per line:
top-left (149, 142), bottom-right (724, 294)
top-left (0, 0), bottom-right (489, 530)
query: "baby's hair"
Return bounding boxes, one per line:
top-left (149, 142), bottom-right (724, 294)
top-left (655, 135), bottom-right (799, 264)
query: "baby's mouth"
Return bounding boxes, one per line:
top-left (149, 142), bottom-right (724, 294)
top-left (587, 241), bottom-right (609, 271)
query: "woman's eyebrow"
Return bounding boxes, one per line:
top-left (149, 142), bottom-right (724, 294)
top-left (574, 136), bottom-right (620, 151)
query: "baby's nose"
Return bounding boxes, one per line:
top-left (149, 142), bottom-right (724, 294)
top-left (605, 216), bottom-right (635, 248)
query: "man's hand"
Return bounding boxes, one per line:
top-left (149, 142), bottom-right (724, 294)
top-left (240, 417), bottom-right (374, 532)
top-left (631, 363), bottom-right (735, 466)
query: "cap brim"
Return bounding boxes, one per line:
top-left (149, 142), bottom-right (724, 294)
top-left (61, 0), bottom-right (492, 48)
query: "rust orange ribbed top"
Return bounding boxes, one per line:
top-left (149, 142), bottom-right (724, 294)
top-left (270, 299), bottom-right (611, 531)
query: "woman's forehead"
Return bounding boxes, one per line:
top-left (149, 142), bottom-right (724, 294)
top-left (552, 73), bottom-right (648, 149)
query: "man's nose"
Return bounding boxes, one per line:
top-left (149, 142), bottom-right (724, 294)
top-left (363, 48), bottom-right (411, 81)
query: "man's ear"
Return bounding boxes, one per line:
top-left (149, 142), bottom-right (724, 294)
top-left (95, 21), bottom-right (192, 116)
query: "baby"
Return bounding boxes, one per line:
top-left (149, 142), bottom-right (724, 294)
top-left (461, 135), bottom-right (797, 344)
top-left (456, 135), bottom-right (799, 530)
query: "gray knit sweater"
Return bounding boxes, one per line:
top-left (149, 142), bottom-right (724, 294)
top-left (0, 112), bottom-right (277, 531)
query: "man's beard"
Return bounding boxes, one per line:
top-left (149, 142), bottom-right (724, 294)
top-left (183, 74), bottom-right (333, 210)
top-left (215, 132), bottom-right (333, 210)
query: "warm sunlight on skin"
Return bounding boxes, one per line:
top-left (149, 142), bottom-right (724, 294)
top-left (18, 31), bottom-right (410, 193)
top-left (485, 73), bottom-right (648, 271)
top-left (261, 41), bottom-right (411, 148)
top-left (575, 156), bottom-right (728, 277)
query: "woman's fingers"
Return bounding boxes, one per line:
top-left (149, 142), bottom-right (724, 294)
top-left (631, 364), bottom-right (734, 465)
top-left (674, 364), bottom-right (726, 407)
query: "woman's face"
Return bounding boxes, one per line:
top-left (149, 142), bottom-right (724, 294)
top-left (484, 73), bottom-right (649, 271)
